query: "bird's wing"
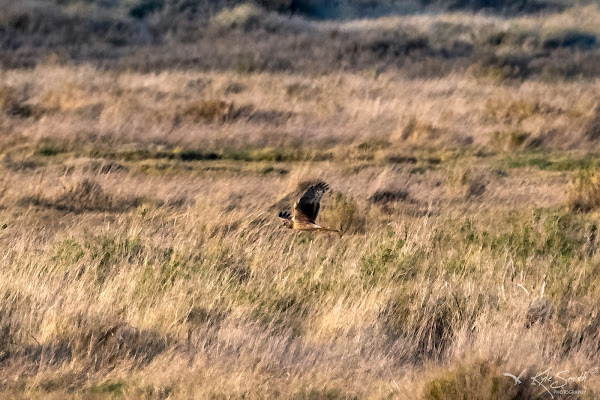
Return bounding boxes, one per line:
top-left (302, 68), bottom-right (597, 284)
top-left (278, 211), bottom-right (292, 221)
top-left (294, 182), bottom-right (329, 223)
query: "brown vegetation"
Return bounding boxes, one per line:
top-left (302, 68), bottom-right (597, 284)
top-left (2, 1), bottom-right (600, 398)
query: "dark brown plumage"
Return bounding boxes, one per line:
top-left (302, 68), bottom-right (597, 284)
top-left (279, 182), bottom-right (338, 232)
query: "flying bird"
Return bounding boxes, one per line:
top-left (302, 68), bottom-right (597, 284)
top-left (279, 182), bottom-right (338, 232)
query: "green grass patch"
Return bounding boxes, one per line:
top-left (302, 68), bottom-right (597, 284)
top-left (500, 153), bottom-right (600, 171)
top-left (87, 381), bottom-right (125, 396)
top-left (36, 141), bottom-right (69, 157)
top-left (34, 143), bottom-right (334, 164)
top-left (293, 387), bottom-right (359, 400)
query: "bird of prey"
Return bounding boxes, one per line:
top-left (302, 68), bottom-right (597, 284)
top-left (279, 182), bottom-right (338, 232)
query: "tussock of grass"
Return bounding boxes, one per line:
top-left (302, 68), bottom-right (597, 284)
top-left (398, 117), bottom-right (444, 143)
top-left (0, 85), bottom-right (33, 118)
top-left (484, 97), bottom-right (558, 124)
top-left (446, 163), bottom-right (489, 199)
top-left (491, 130), bottom-right (530, 151)
top-left (181, 99), bottom-right (236, 123)
top-left (324, 192), bottom-right (365, 234)
top-left (567, 168), bottom-right (600, 212)
top-left (422, 359), bottom-right (555, 400)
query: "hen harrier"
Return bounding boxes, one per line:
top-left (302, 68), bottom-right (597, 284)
top-left (279, 182), bottom-right (338, 232)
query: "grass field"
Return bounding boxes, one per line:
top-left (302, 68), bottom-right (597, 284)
top-left (2, 1), bottom-right (600, 399)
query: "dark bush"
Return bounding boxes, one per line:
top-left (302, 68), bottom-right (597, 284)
top-left (475, 51), bottom-right (532, 80)
top-left (129, 0), bottom-right (165, 19)
top-left (0, 0), bottom-right (597, 79)
top-left (542, 30), bottom-right (597, 50)
top-left (388, 155), bottom-right (418, 164)
top-left (369, 190), bottom-right (409, 205)
top-left (425, 0), bottom-right (561, 13)
top-left (256, 0), bottom-right (294, 13)
top-left (0, 7), bottom-right (146, 48)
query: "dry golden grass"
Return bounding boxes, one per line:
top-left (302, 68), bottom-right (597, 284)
top-left (2, 64), bottom-right (600, 157)
top-left (2, 44), bottom-right (600, 399)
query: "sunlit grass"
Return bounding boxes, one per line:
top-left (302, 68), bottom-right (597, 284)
top-left (1, 40), bottom-right (600, 399)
